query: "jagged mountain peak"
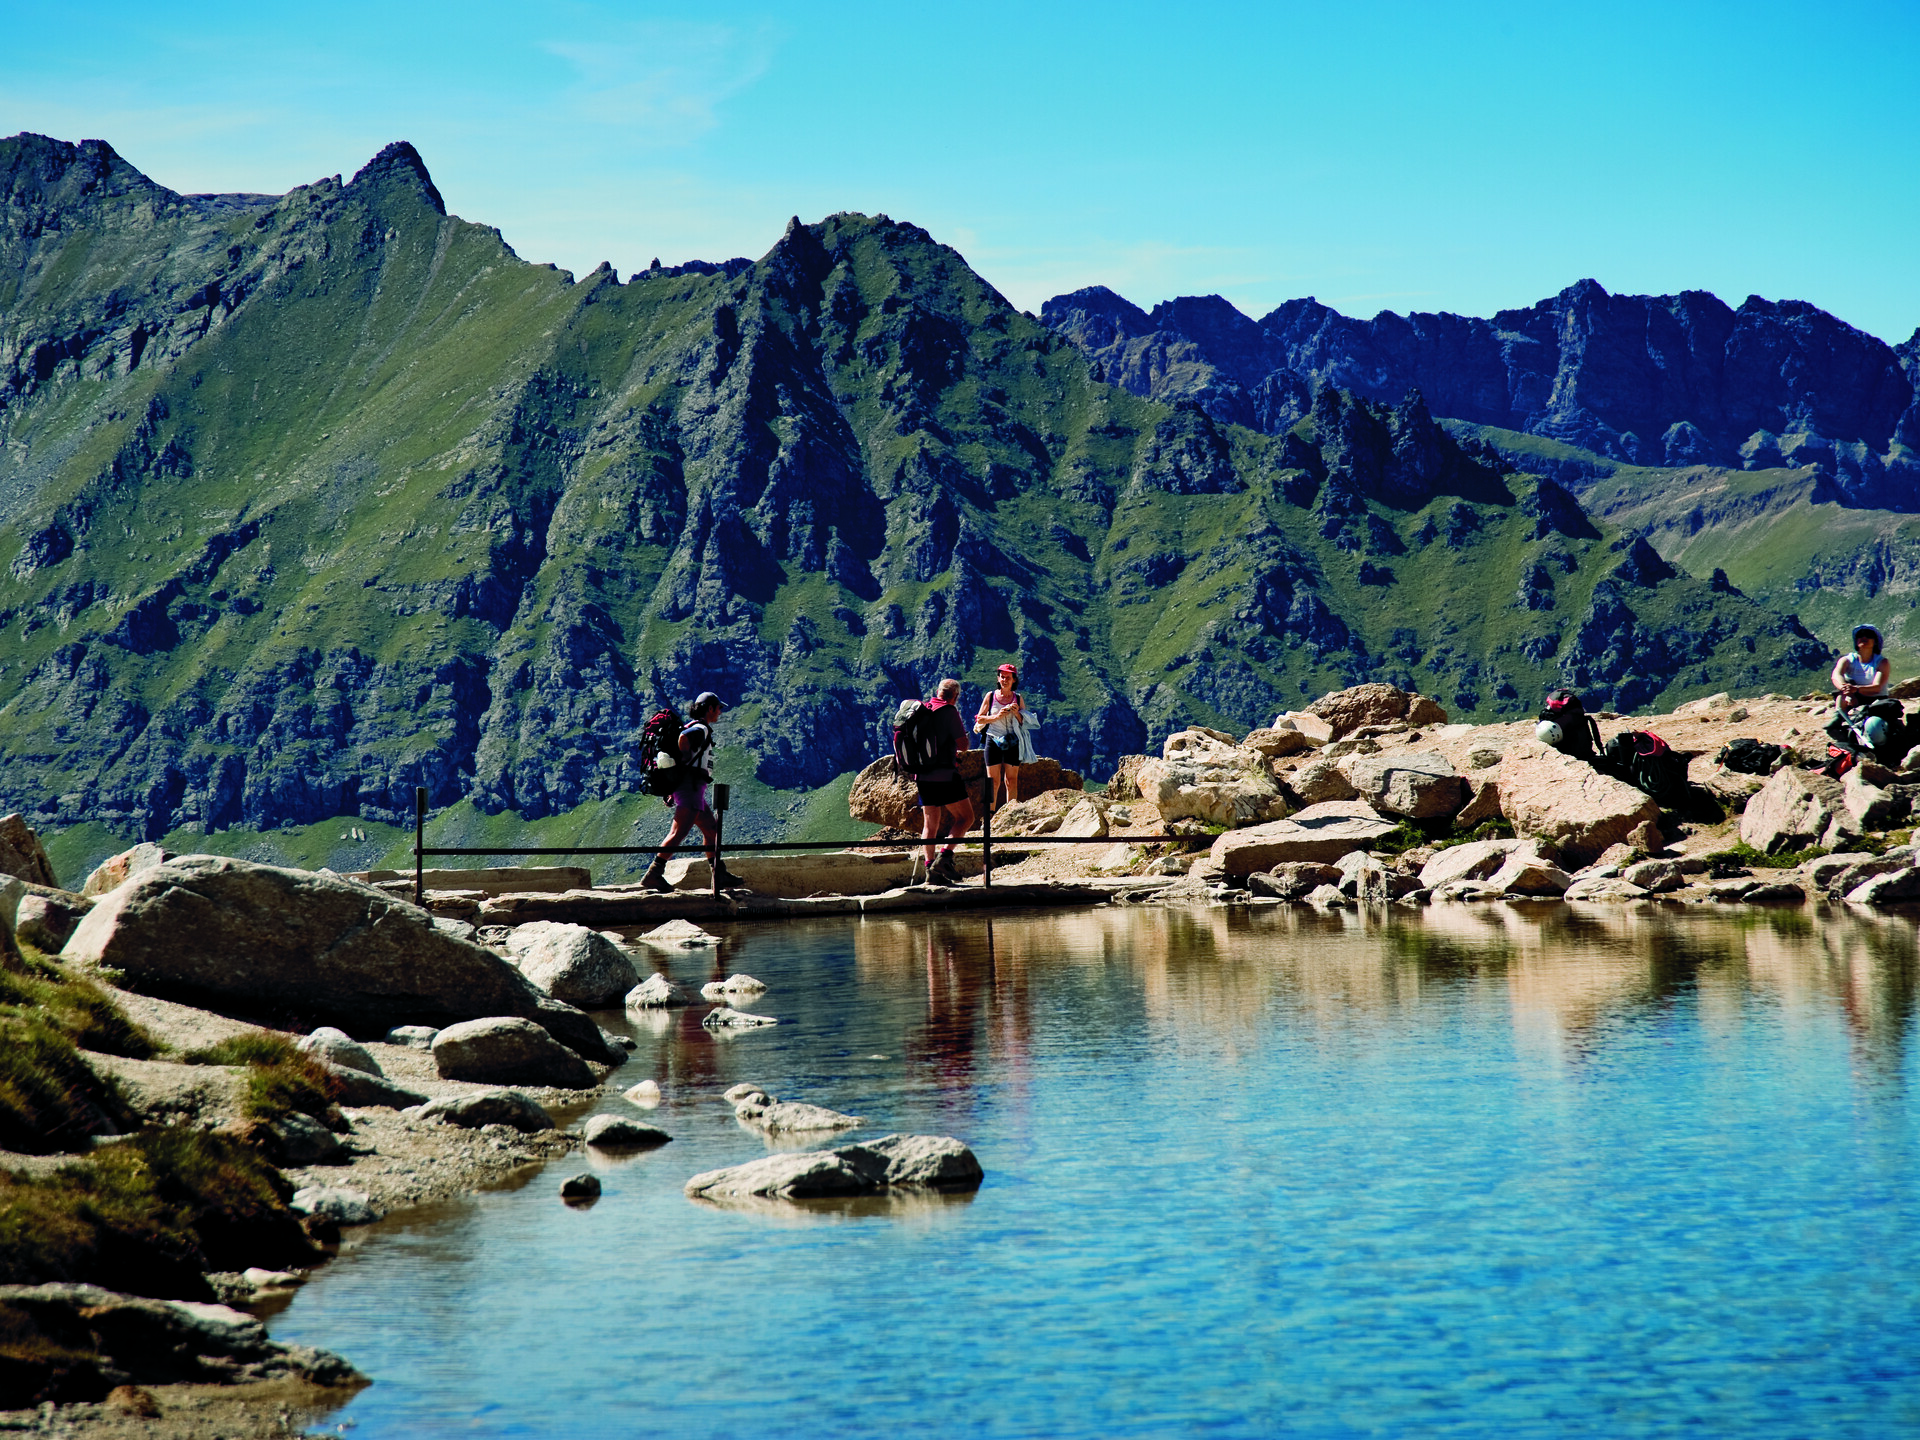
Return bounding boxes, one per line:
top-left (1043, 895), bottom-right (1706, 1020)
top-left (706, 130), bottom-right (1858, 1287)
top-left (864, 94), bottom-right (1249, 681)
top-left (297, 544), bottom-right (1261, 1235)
top-left (346, 140), bottom-right (445, 215)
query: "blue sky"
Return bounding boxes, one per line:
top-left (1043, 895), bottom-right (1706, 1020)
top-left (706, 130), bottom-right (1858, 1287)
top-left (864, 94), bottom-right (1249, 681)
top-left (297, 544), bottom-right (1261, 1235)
top-left (4, 1), bottom-right (1917, 341)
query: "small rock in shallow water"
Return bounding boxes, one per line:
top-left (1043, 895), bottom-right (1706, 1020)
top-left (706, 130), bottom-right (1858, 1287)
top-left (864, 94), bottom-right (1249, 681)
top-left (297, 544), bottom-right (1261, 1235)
top-left (625, 1079), bottom-right (662, 1107)
top-left (685, 1134), bottom-right (983, 1202)
top-left (724, 1082), bottom-right (771, 1103)
top-left (626, 972), bottom-right (693, 1008)
top-left (585, 1114), bottom-right (671, 1149)
top-left (560, 1173), bottom-right (602, 1200)
top-left (290, 1186), bottom-right (380, 1225)
top-left (736, 1100), bottom-right (862, 1132)
top-left (638, 918), bottom-right (721, 948)
top-left (704, 1007), bottom-right (778, 1029)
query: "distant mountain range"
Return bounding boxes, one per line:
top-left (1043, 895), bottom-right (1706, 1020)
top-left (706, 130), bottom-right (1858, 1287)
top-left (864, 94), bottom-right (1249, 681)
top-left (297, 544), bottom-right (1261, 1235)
top-left (0, 132), bottom-right (1905, 849)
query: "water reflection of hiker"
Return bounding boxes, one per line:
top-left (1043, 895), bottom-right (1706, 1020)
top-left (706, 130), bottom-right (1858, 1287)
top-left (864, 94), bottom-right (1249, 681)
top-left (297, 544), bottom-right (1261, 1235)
top-left (1833, 626), bottom-right (1890, 712)
top-left (640, 692), bottom-right (741, 893)
top-left (974, 663), bottom-right (1025, 813)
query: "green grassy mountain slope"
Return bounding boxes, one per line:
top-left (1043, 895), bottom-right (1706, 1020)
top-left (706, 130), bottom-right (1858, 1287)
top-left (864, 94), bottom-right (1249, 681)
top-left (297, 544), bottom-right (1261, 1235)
top-left (0, 134), bottom-right (1831, 853)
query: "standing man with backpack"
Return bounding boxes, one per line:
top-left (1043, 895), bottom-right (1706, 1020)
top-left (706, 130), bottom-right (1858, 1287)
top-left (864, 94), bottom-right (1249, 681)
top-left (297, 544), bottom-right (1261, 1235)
top-left (895, 678), bottom-right (974, 886)
top-left (638, 692), bottom-right (741, 893)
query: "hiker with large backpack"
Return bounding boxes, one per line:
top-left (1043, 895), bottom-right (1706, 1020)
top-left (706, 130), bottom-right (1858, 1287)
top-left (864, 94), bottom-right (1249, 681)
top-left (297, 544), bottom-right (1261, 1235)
top-left (894, 677), bottom-right (973, 886)
top-left (638, 691), bottom-right (741, 893)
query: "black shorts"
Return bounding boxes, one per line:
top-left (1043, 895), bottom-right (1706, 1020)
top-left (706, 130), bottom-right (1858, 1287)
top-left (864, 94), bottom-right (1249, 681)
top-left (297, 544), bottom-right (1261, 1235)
top-left (985, 737), bottom-right (1021, 766)
top-left (916, 776), bottom-right (968, 808)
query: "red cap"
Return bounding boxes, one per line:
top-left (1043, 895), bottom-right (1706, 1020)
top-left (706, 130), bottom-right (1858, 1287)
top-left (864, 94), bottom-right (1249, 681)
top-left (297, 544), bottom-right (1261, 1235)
top-left (997, 663), bottom-right (1016, 674)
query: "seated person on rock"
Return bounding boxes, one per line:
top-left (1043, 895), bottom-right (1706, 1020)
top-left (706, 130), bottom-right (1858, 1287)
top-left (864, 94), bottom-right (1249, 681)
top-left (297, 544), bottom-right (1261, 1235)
top-left (1833, 625), bottom-right (1890, 712)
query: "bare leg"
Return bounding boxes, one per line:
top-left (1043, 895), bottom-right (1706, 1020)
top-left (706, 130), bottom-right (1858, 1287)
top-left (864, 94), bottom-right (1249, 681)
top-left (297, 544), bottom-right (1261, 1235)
top-left (922, 803), bottom-right (947, 868)
top-left (986, 763), bottom-right (1005, 810)
top-left (1002, 763), bottom-right (1020, 806)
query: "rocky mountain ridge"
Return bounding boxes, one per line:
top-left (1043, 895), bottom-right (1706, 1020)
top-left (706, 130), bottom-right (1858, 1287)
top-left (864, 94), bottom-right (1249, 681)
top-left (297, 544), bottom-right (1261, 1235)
top-left (0, 133), bottom-right (1841, 845)
top-left (1043, 281), bottom-right (1920, 495)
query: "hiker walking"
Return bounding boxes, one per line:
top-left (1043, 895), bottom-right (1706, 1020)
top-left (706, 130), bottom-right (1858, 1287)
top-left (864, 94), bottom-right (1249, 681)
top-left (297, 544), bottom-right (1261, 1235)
top-left (639, 692), bottom-right (740, 892)
top-left (896, 678), bottom-right (973, 886)
top-left (974, 662), bottom-right (1025, 812)
top-left (1832, 625), bottom-right (1890, 712)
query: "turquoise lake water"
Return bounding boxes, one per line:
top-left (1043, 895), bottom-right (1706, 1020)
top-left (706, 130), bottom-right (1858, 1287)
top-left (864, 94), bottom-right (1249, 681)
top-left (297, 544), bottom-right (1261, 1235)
top-left (270, 903), bottom-right (1920, 1438)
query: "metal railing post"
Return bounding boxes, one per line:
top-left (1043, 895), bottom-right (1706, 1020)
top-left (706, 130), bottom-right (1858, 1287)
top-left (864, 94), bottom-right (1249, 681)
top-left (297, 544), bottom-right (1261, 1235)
top-left (414, 786), bottom-right (427, 907)
top-left (982, 783), bottom-right (993, 890)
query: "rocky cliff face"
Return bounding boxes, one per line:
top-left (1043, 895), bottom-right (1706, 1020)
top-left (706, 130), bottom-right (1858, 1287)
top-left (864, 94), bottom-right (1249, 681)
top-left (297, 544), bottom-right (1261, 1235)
top-left (0, 134), bottom-right (1831, 842)
top-left (1045, 280), bottom-right (1920, 489)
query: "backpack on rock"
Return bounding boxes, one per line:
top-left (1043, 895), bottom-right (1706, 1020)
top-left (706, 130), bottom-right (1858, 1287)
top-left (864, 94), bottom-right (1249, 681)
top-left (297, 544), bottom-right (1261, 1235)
top-left (1537, 689), bottom-right (1603, 762)
top-left (1601, 730), bottom-right (1689, 804)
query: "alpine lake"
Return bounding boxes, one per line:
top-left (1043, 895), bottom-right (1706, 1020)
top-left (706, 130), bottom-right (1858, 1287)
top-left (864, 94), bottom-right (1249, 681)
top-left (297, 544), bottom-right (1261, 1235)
top-left (268, 901), bottom-right (1920, 1438)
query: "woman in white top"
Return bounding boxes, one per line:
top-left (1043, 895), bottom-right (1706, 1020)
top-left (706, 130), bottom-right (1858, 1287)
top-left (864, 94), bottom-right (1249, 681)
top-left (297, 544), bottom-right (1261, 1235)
top-left (1832, 625), bottom-right (1890, 712)
top-left (974, 663), bottom-right (1025, 813)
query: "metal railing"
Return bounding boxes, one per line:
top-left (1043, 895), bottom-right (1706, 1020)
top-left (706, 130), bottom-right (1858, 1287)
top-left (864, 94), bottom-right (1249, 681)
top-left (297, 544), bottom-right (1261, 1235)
top-left (410, 781), bottom-right (1185, 905)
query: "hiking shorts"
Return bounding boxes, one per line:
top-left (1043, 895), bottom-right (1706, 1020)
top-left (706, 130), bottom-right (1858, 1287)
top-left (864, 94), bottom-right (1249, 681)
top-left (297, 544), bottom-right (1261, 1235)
top-left (984, 737), bottom-right (1021, 766)
top-left (672, 780), bottom-right (713, 821)
top-left (916, 776), bottom-right (968, 808)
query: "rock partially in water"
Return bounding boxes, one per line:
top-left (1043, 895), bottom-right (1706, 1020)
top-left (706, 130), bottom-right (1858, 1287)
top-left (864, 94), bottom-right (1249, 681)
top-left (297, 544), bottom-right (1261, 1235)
top-left (290, 1186), bottom-right (380, 1225)
top-left (504, 921), bottom-right (639, 1007)
top-left (627, 972), bottom-right (694, 1008)
top-left (638, 918), bottom-right (722, 948)
top-left (1845, 866), bottom-right (1920, 905)
top-left (416, 1089), bottom-right (555, 1132)
top-left (431, 1017), bottom-right (596, 1089)
top-left (735, 1099), bottom-right (862, 1132)
top-left (560, 1173), bottom-right (602, 1200)
top-left (624, 1079), bottom-right (662, 1108)
top-left (705, 1007), bottom-right (778, 1029)
top-left (724, 1082), bottom-right (771, 1103)
top-left (1246, 863), bottom-right (1342, 900)
top-left (297, 1026), bottom-right (381, 1076)
top-left (584, 1114), bottom-right (671, 1149)
top-left (685, 1133), bottom-right (983, 1202)
top-left (699, 973), bottom-right (768, 1002)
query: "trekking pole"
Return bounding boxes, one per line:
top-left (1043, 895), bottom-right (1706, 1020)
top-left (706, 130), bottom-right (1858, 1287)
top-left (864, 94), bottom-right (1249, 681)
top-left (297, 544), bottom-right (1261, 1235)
top-left (414, 786), bottom-right (426, 907)
top-left (712, 784), bottom-right (730, 897)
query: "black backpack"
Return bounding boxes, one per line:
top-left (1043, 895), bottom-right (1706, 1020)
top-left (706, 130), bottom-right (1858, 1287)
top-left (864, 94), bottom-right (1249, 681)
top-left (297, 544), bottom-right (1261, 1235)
top-left (1603, 729), bottom-right (1689, 803)
top-left (1825, 697), bottom-right (1909, 768)
top-left (1716, 738), bottom-right (1783, 775)
top-left (893, 699), bottom-right (956, 777)
top-left (639, 707), bottom-right (685, 796)
top-left (1540, 688), bottom-right (1603, 762)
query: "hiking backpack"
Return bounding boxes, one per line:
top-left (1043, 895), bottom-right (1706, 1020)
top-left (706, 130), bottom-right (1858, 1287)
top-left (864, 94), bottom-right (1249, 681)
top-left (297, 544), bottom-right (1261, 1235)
top-left (893, 698), bottom-right (956, 777)
top-left (1540, 688), bottom-right (1603, 762)
top-left (639, 707), bottom-right (686, 797)
top-left (1825, 697), bottom-right (1908, 769)
top-left (1716, 737), bottom-right (1784, 776)
top-left (1602, 729), bottom-right (1689, 804)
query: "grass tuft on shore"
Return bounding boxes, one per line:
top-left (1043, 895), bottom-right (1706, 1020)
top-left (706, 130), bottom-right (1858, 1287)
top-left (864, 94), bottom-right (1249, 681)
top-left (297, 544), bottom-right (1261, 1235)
top-left (0, 1017), bottom-right (134, 1156)
top-left (0, 1128), bottom-right (318, 1303)
top-left (183, 1034), bottom-right (344, 1126)
top-left (0, 947), bottom-right (158, 1061)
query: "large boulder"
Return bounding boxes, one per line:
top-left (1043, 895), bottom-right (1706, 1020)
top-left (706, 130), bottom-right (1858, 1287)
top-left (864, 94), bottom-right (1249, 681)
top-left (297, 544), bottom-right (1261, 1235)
top-left (430, 1018), bottom-right (596, 1089)
top-left (1845, 868), bottom-right (1920, 905)
top-left (1740, 769), bottom-right (1859, 854)
top-left (1418, 839), bottom-right (1526, 891)
top-left (81, 844), bottom-right (171, 898)
top-left (0, 815), bottom-right (58, 888)
top-left (990, 789), bottom-right (1088, 836)
top-left (1336, 750), bottom-right (1464, 820)
top-left (1054, 798), bottom-right (1109, 839)
top-left (1307, 685), bottom-right (1448, 742)
top-left (1289, 756), bottom-right (1357, 804)
top-left (60, 856), bottom-right (612, 1060)
top-left (1246, 862), bottom-right (1343, 899)
top-left (1209, 801), bottom-right (1401, 877)
top-left (848, 757), bottom-right (923, 830)
top-left (12, 890), bottom-right (89, 952)
top-left (503, 922), bottom-right (639, 1007)
top-left (1492, 745), bottom-right (1662, 865)
top-left (1138, 731), bottom-right (1288, 826)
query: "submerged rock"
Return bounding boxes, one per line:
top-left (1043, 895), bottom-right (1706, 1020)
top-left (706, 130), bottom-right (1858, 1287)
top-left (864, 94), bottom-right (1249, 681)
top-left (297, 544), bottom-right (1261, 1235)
top-left (704, 1007), bottom-right (778, 1029)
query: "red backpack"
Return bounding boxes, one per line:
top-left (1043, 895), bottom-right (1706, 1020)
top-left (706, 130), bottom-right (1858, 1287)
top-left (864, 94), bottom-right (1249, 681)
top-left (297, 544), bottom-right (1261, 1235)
top-left (639, 708), bottom-right (685, 796)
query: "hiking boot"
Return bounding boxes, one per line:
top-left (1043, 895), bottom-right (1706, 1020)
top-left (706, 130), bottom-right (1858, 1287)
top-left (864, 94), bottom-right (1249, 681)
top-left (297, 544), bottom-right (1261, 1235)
top-left (931, 851), bottom-right (963, 885)
top-left (712, 861), bottom-right (746, 891)
top-left (639, 858), bottom-right (673, 893)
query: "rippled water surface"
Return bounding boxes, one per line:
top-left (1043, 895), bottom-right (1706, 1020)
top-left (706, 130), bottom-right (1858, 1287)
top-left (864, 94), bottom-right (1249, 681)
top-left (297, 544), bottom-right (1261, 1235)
top-left (271, 904), bottom-right (1920, 1438)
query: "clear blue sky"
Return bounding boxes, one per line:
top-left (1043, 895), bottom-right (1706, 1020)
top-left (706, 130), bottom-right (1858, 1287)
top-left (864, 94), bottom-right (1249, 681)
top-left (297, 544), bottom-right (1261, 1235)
top-left (5, 1), bottom-right (1917, 342)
